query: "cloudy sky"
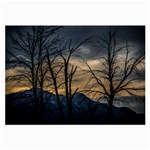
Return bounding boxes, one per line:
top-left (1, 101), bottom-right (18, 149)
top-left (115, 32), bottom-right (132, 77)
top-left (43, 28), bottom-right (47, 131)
top-left (6, 26), bottom-right (145, 59)
top-left (6, 26), bottom-right (145, 113)
top-left (6, 26), bottom-right (145, 96)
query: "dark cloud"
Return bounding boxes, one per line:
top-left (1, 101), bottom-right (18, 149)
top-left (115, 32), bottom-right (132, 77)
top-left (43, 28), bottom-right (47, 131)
top-left (6, 26), bottom-right (145, 61)
top-left (60, 26), bottom-right (145, 59)
top-left (119, 26), bottom-right (145, 43)
top-left (60, 26), bottom-right (145, 43)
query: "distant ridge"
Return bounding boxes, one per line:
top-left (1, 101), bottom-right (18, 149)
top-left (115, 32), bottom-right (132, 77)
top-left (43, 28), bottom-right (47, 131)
top-left (6, 89), bottom-right (145, 124)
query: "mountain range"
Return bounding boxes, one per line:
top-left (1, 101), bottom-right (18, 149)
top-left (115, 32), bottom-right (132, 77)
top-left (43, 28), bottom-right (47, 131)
top-left (6, 89), bottom-right (145, 124)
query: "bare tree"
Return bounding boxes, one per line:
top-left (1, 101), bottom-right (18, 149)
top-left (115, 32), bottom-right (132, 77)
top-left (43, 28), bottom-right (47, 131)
top-left (44, 37), bottom-right (65, 122)
top-left (83, 27), bottom-right (145, 119)
top-left (6, 27), bottom-right (40, 121)
top-left (58, 38), bottom-right (91, 123)
top-left (6, 26), bottom-right (62, 122)
top-left (34, 26), bottom-right (62, 121)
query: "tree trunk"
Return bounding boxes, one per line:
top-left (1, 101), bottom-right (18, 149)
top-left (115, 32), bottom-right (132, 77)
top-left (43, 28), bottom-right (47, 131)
top-left (108, 96), bottom-right (114, 123)
top-left (46, 52), bottom-right (64, 123)
top-left (55, 90), bottom-right (64, 123)
top-left (64, 62), bottom-right (72, 123)
top-left (33, 87), bottom-right (40, 123)
top-left (68, 100), bottom-right (72, 123)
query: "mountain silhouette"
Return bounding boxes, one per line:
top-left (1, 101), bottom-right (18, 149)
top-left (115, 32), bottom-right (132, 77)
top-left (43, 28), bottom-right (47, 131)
top-left (6, 89), bottom-right (145, 124)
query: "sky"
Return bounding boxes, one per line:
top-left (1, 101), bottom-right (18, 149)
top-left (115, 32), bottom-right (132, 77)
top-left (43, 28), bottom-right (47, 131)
top-left (6, 26), bottom-right (145, 97)
top-left (6, 26), bottom-right (145, 59)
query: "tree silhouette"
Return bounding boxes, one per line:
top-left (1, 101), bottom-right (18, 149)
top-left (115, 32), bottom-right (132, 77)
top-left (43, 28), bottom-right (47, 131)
top-left (83, 27), bottom-right (145, 119)
top-left (6, 26), bottom-right (62, 122)
top-left (57, 38), bottom-right (91, 123)
top-left (44, 37), bottom-right (65, 122)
